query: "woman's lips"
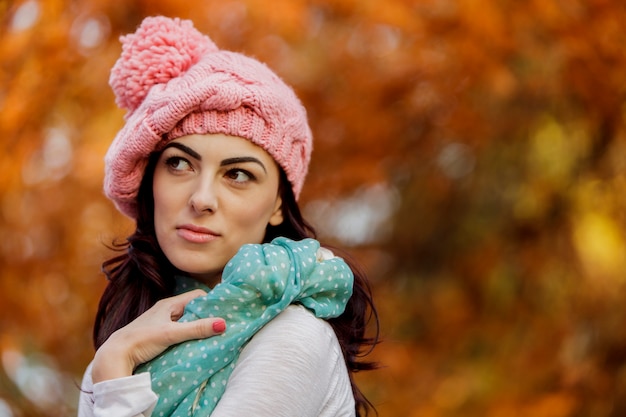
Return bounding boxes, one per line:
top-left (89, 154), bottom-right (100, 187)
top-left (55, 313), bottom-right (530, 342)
top-left (176, 224), bottom-right (220, 244)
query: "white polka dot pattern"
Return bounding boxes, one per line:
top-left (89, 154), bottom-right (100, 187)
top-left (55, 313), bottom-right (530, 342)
top-left (134, 237), bottom-right (354, 416)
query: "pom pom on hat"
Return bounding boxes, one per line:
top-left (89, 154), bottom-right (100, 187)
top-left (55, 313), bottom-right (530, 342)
top-left (110, 16), bottom-right (218, 114)
top-left (104, 16), bottom-right (312, 219)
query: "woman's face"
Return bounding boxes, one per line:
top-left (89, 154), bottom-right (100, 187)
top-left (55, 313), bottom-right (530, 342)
top-left (152, 133), bottom-right (283, 285)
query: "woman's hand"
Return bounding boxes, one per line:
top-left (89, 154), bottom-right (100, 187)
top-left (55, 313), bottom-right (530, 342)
top-left (91, 289), bottom-right (225, 383)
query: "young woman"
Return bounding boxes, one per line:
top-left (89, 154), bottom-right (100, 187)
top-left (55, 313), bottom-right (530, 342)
top-left (78, 16), bottom-right (378, 417)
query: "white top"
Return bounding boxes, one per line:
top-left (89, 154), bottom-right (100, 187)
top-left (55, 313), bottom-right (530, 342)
top-left (78, 304), bottom-right (355, 417)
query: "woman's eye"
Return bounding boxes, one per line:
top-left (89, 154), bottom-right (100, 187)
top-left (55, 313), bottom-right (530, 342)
top-left (226, 169), bottom-right (253, 183)
top-left (165, 157), bottom-right (191, 171)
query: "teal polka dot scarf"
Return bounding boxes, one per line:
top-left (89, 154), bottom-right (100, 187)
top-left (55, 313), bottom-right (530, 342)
top-left (134, 237), bottom-right (354, 416)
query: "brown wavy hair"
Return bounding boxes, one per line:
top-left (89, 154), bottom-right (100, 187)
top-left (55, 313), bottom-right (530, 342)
top-left (94, 151), bottom-right (380, 415)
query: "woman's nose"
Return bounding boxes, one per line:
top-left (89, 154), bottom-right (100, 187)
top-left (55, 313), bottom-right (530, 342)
top-left (188, 178), bottom-right (218, 213)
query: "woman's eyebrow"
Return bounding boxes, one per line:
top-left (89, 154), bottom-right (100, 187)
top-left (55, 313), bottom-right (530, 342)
top-left (221, 157), bottom-right (267, 173)
top-left (162, 142), bottom-right (202, 160)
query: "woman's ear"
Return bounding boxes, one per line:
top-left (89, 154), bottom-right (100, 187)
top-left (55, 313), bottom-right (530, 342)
top-left (269, 196), bottom-right (284, 226)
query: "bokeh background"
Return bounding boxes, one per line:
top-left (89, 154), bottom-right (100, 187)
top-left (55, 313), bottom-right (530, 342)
top-left (1, 0), bottom-right (626, 416)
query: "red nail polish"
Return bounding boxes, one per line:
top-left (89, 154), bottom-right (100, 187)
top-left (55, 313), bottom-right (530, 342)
top-left (213, 319), bottom-right (226, 333)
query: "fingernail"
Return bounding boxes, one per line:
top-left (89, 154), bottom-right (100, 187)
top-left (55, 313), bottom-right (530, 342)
top-left (213, 319), bottom-right (226, 333)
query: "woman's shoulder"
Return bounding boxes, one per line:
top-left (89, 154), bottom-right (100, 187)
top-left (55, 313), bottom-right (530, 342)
top-left (274, 303), bottom-right (336, 329)
top-left (242, 304), bottom-right (347, 372)
top-left (264, 304), bottom-right (341, 352)
top-left (219, 304), bottom-right (355, 416)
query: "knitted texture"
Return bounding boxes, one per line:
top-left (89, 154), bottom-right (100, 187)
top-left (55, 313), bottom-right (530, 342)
top-left (134, 237), bottom-right (353, 416)
top-left (104, 16), bottom-right (313, 218)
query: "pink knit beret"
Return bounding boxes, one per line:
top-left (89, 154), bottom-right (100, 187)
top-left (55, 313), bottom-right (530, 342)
top-left (104, 16), bottom-right (312, 218)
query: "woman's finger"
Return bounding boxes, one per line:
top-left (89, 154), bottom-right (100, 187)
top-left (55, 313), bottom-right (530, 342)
top-left (159, 289), bottom-right (207, 320)
top-left (172, 289), bottom-right (208, 305)
top-left (169, 318), bottom-right (227, 343)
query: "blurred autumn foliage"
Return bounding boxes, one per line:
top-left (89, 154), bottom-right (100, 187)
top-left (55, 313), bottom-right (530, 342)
top-left (1, 0), bottom-right (626, 415)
